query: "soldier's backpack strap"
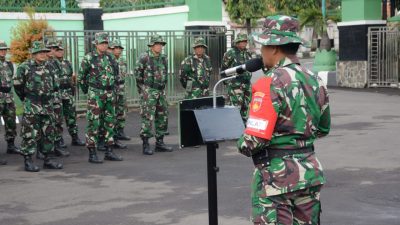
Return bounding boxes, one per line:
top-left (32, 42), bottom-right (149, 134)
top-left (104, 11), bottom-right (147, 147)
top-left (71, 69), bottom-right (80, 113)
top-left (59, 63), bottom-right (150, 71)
top-left (6, 61), bottom-right (14, 74)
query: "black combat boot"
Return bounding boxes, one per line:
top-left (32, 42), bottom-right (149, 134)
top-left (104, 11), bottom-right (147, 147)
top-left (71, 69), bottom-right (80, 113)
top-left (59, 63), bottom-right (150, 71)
top-left (6, 139), bottom-right (20, 154)
top-left (142, 137), bottom-right (153, 155)
top-left (55, 137), bottom-right (67, 149)
top-left (115, 129), bottom-right (131, 141)
top-left (0, 158), bottom-right (7, 165)
top-left (113, 139), bottom-right (127, 149)
top-left (24, 155), bottom-right (40, 172)
top-left (54, 147), bottom-right (70, 157)
top-left (71, 134), bottom-right (85, 146)
top-left (88, 148), bottom-right (103, 164)
top-left (43, 155), bottom-right (63, 169)
top-left (155, 136), bottom-right (173, 152)
top-left (104, 146), bottom-right (123, 161)
top-left (36, 150), bottom-right (45, 160)
top-left (97, 138), bottom-right (106, 151)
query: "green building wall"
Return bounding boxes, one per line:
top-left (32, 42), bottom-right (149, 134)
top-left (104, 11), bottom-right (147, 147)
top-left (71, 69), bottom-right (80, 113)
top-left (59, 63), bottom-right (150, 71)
top-left (342, 0), bottom-right (382, 21)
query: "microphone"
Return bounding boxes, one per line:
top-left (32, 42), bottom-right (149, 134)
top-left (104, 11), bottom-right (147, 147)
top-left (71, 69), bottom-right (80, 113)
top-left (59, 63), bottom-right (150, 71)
top-left (220, 58), bottom-right (263, 77)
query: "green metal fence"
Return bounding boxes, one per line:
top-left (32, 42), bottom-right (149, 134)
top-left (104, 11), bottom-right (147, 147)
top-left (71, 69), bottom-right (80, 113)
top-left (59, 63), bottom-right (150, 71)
top-left (101, 0), bottom-right (186, 13)
top-left (44, 29), bottom-right (234, 110)
top-left (0, 0), bottom-right (81, 13)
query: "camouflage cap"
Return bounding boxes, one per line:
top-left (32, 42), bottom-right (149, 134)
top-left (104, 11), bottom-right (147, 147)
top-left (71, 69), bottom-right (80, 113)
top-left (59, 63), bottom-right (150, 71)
top-left (110, 39), bottom-right (124, 49)
top-left (30, 41), bottom-right (50, 54)
top-left (234, 32), bottom-right (248, 44)
top-left (45, 37), bottom-right (59, 48)
top-left (56, 39), bottom-right (64, 50)
top-left (192, 37), bottom-right (207, 48)
top-left (0, 40), bottom-right (10, 50)
top-left (93, 32), bottom-right (109, 45)
top-left (253, 15), bottom-right (303, 46)
top-left (147, 34), bottom-right (166, 47)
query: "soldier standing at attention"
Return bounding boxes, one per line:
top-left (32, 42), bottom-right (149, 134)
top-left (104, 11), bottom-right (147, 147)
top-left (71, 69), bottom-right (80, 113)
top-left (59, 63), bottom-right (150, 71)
top-left (221, 33), bottom-right (253, 123)
top-left (237, 15), bottom-right (330, 225)
top-left (179, 37), bottom-right (212, 99)
top-left (110, 39), bottom-right (131, 144)
top-left (54, 39), bottom-right (85, 147)
top-left (78, 32), bottom-right (123, 163)
top-left (45, 38), bottom-right (70, 157)
top-left (134, 34), bottom-right (173, 155)
top-left (14, 41), bottom-right (63, 172)
top-left (0, 40), bottom-right (20, 165)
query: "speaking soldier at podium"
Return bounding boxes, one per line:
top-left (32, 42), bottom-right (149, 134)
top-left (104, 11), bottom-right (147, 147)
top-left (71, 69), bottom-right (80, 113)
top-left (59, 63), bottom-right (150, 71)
top-left (237, 15), bottom-right (331, 225)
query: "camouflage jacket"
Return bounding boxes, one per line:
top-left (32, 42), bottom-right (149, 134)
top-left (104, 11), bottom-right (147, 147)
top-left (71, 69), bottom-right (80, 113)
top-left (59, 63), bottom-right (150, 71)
top-left (221, 47), bottom-right (252, 85)
top-left (134, 50), bottom-right (168, 94)
top-left (116, 56), bottom-right (128, 93)
top-left (58, 58), bottom-right (75, 99)
top-left (0, 58), bottom-right (14, 103)
top-left (179, 54), bottom-right (212, 91)
top-left (237, 56), bottom-right (330, 195)
top-left (78, 51), bottom-right (119, 94)
top-left (14, 59), bottom-right (56, 115)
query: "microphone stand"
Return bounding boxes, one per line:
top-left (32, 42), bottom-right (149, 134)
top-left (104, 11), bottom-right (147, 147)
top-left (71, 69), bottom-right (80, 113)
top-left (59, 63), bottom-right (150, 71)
top-left (213, 75), bottom-right (238, 108)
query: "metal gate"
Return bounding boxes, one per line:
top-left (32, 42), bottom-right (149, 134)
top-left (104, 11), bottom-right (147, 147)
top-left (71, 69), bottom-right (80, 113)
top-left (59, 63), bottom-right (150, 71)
top-left (44, 29), bottom-right (235, 109)
top-left (368, 27), bottom-right (399, 88)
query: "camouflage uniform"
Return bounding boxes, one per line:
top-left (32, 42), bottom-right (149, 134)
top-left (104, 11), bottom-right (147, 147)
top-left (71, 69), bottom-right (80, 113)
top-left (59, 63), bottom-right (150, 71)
top-left (14, 41), bottom-right (63, 172)
top-left (237, 15), bottom-right (331, 225)
top-left (221, 33), bottom-right (253, 122)
top-left (110, 39), bottom-right (130, 141)
top-left (134, 34), bottom-right (172, 155)
top-left (55, 40), bottom-right (85, 146)
top-left (78, 32), bottom-right (122, 163)
top-left (0, 40), bottom-right (19, 156)
top-left (179, 37), bottom-right (212, 99)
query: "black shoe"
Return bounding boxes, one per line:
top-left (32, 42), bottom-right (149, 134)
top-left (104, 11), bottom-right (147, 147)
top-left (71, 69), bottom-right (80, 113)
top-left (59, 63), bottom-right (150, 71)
top-left (97, 139), bottom-right (106, 151)
top-left (0, 159), bottom-right (7, 165)
top-left (6, 139), bottom-right (21, 154)
top-left (71, 135), bottom-right (85, 146)
top-left (43, 156), bottom-right (63, 169)
top-left (56, 138), bottom-right (67, 149)
top-left (104, 146), bottom-right (123, 161)
top-left (142, 137), bottom-right (153, 155)
top-left (36, 150), bottom-right (45, 160)
top-left (54, 148), bottom-right (70, 157)
top-left (24, 155), bottom-right (40, 172)
top-left (113, 139), bottom-right (127, 149)
top-left (115, 129), bottom-right (131, 141)
top-left (88, 148), bottom-right (103, 164)
top-left (155, 137), bottom-right (173, 152)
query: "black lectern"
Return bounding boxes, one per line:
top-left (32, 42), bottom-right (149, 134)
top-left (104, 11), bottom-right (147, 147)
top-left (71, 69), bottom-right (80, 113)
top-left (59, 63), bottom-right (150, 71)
top-left (178, 96), bottom-right (245, 225)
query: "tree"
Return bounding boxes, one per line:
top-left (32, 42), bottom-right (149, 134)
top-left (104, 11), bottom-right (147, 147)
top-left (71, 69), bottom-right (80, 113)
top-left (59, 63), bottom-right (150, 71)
top-left (10, 7), bottom-right (54, 63)
top-left (226, 0), bottom-right (270, 34)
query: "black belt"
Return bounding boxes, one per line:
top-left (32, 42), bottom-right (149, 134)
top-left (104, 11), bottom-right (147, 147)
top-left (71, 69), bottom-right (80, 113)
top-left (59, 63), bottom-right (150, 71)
top-left (252, 146), bottom-right (314, 166)
top-left (59, 83), bottom-right (73, 89)
top-left (0, 86), bottom-right (12, 93)
top-left (89, 85), bottom-right (114, 91)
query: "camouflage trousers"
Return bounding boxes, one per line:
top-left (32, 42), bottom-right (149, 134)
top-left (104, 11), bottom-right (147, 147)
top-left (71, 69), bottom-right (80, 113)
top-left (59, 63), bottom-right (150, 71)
top-left (85, 89), bottom-right (116, 148)
top-left (185, 86), bottom-right (209, 99)
top-left (53, 100), bottom-right (63, 142)
top-left (139, 88), bottom-right (168, 139)
top-left (20, 113), bottom-right (55, 155)
top-left (227, 83), bottom-right (251, 123)
top-left (252, 171), bottom-right (323, 225)
top-left (0, 101), bottom-right (17, 141)
top-left (61, 96), bottom-right (79, 136)
top-left (115, 93), bottom-right (126, 130)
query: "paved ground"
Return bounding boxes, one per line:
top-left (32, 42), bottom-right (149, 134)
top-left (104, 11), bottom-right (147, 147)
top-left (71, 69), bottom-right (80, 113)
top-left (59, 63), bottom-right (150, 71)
top-left (0, 87), bottom-right (400, 225)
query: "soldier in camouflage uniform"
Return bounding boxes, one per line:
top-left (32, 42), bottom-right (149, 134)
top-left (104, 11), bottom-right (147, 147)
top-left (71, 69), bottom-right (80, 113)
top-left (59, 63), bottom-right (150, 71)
top-left (0, 40), bottom-right (20, 165)
top-left (78, 32), bottom-right (123, 163)
top-left (53, 39), bottom-right (85, 147)
top-left (179, 37), bottom-right (212, 99)
top-left (110, 39), bottom-right (131, 144)
top-left (221, 33), bottom-right (253, 123)
top-left (14, 41), bottom-right (64, 172)
top-left (45, 38), bottom-right (70, 157)
top-left (134, 34), bottom-right (173, 155)
top-left (237, 15), bottom-right (330, 225)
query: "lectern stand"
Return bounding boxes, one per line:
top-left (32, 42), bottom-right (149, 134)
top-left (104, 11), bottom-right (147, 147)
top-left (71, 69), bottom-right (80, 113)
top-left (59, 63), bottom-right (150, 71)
top-left (178, 96), bottom-right (245, 225)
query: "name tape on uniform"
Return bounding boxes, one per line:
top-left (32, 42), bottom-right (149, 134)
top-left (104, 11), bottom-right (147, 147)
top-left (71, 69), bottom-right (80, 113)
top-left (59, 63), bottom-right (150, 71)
top-left (246, 118), bottom-right (268, 131)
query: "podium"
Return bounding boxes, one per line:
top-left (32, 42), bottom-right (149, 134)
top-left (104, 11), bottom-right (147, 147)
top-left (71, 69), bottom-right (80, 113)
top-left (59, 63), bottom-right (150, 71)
top-left (178, 96), bottom-right (245, 225)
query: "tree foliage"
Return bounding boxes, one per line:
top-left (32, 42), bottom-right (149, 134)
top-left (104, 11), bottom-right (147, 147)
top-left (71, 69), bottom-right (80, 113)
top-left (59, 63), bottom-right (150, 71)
top-left (9, 7), bottom-right (54, 63)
